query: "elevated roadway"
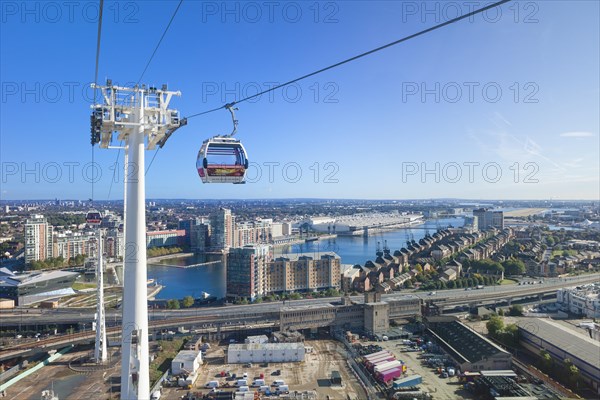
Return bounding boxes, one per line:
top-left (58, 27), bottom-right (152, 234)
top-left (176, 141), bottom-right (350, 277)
top-left (1, 273), bottom-right (597, 361)
top-left (1, 274), bottom-right (596, 326)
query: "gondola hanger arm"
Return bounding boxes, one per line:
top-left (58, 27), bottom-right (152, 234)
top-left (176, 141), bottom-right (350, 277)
top-left (224, 103), bottom-right (239, 137)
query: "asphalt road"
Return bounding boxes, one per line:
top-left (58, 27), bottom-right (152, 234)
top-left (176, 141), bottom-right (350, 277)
top-left (1, 273), bottom-right (597, 325)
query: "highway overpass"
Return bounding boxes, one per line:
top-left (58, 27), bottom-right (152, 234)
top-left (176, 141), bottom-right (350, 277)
top-left (1, 273), bottom-right (597, 362)
top-left (1, 274), bottom-right (596, 327)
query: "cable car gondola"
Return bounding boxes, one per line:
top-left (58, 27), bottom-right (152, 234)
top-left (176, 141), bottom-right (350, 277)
top-left (86, 209), bottom-right (103, 225)
top-left (196, 105), bottom-right (249, 184)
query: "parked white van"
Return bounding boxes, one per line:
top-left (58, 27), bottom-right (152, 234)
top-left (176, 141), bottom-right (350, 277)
top-left (276, 385), bottom-right (290, 393)
top-left (252, 379), bottom-right (265, 387)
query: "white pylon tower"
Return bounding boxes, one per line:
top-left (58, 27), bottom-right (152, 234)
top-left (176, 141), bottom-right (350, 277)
top-left (91, 80), bottom-right (185, 400)
top-left (94, 228), bottom-right (107, 363)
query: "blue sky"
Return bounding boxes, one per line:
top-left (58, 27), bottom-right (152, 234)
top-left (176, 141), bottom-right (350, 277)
top-left (1, 0), bottom-right (598, 200)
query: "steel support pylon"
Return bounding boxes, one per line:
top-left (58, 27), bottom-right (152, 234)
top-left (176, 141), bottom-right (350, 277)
top-left (94, 228), bottom-right (107, 364)
top-left (120, 96), bottom-right (150, 400)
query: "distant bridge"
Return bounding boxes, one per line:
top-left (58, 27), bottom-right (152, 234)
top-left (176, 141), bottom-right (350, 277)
top-left (159, 260), bottom-right (221, 269)
top-left (344, 222), bottom-right (448, 236)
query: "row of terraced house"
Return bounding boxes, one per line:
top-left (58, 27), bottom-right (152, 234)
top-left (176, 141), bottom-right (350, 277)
top-left (344, 228), bottom-right (514, 292)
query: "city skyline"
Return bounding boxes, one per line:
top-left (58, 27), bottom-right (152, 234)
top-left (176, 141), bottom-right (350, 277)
top-left (1, 2), bottom-right (599, 399)
top-left (1, 1), bottom-right (598, 200)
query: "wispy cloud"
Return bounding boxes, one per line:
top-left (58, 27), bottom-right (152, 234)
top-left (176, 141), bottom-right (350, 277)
top-left (562, 158), bottom-right (584, 168)
top-left (560, 131), bottom-right (595, 138)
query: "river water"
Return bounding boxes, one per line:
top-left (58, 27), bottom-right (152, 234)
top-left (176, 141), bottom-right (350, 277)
top-left (148, 217), bottom-right (464, 300)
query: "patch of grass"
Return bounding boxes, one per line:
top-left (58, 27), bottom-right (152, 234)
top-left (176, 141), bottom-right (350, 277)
top-left (551, 249), bottom-right (576, 258)
top-left (499, 279), bottom-right (518, 285)
top-left (149, 337), bottom-right (189, 385)
top-left (72, 282), bottom-right (96, 290)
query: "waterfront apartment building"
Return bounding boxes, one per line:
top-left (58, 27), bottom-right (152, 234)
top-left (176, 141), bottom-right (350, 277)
top-left (473, 208), bottom-right (504, 230)
top-left (53, 231), bottom-right (96, 260)
top-left (178, 218), bottom-right (200, 247)
top-left (186, 210), bottom-right (294, 254)
top-left (105, 228), bottom-right (124, 259)
top-left (233, 218), bottom-right (280, 247)
top-left (191, 222), bottom-right (211, 253)
top-left (227, 244), bottom-right (272, 300)
top-left (266, 252), bottom-right (341, 294)
top-left (24, 215), bottom-right (53, 263)
top-left (211, 208), bottom-right (234, 250)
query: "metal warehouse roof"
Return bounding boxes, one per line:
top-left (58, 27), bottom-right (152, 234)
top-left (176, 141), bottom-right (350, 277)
top-left (0, 270), bottom-right (78, 287)
top-left (518, 318), bottom-right (600, 369)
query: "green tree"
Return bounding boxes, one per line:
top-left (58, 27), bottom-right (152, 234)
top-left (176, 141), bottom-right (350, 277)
top-left (447, 280), bottom-right (455, 289)
top-left (502, 259), bottom-right (526, 275)
top-left (502, 323), bottom-right (519, 346)
top-left (414, 264), bottom-right (423, 273)
top-left (563, 358), bottom-right (580, 387)
top-left (539, 350), bottom-right (552, 372)
top-left (486, 315), bottom-right (504, 336)
top-left (290, 293), bottom-right (302, 300)
top-left (497, 308), bottom-right (504, 316)
top-left (166, 299), bottom-right (180, 309)
top-left (254, 297), bottom-right (263, 303)
top-left (403, 280), bottom-right (413, 289)
top-left (182, 296), bottom-right (194, 308)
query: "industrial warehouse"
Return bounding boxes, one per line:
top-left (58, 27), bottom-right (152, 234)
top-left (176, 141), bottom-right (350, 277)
top-left (518, 318), bottom-right (600, 394)
top-left (426, 317), bottom-right (512, 372)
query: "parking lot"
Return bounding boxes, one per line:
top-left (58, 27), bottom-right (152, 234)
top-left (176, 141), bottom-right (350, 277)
top-left (158, 339), bottom-right (366, 400)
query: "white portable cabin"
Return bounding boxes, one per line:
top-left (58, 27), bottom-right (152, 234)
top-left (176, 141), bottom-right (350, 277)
top-left (171, 350), bottom-right (202, 375)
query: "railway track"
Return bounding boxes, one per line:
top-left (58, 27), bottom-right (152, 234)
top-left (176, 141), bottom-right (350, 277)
top-left (0, 315), bottom-right (278, 361)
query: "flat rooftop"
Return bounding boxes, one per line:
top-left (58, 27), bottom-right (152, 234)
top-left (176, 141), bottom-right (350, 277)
top-left (173, 350), bottom-right (200, 363)
top-left (229, 342), bottom-right (304, 351)
top-left (517, 318), bottom-right (600, 369)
